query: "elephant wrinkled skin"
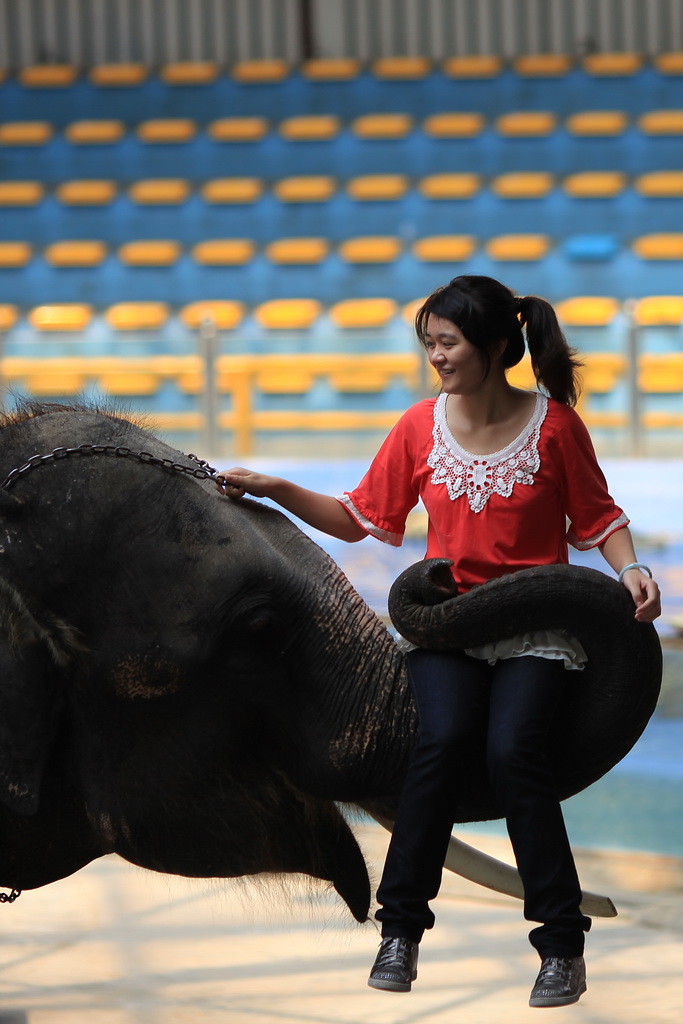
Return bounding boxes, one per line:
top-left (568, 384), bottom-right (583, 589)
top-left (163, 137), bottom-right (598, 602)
top-left (0, 404), bottom-right (662, 923)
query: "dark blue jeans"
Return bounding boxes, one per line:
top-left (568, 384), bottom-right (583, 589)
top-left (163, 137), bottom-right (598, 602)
top-left (376, 648), bottom-right (591, 957)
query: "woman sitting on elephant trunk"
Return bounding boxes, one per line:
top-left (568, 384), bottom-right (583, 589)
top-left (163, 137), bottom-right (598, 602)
top-left (217, 274), bottom-right (661, 1008)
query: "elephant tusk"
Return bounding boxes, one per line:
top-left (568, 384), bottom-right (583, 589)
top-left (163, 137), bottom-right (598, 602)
top-left (371, 815), bottom-right (617, 919)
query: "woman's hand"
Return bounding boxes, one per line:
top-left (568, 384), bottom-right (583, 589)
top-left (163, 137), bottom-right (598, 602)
top-left (620, 569), bottom-right (661, 622)
top-left (215, 467), bottom-right (280, 499)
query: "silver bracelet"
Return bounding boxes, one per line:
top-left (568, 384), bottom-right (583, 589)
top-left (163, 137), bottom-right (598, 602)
top-left (618, 562), bottom-right (653, 583)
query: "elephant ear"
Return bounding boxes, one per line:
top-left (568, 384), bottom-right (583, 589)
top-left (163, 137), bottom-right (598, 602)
top-left (388, 560), bottom-right (663, 815)
top-left (0, 638), bottom-right (65, 816)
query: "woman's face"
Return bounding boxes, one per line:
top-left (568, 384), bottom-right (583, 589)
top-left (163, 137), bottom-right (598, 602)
top-left (422, 313), bottom-right (490, 394)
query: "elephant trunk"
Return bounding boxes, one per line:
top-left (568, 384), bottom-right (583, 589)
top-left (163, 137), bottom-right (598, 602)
top-left (387, 559), bottom-right (662, 818)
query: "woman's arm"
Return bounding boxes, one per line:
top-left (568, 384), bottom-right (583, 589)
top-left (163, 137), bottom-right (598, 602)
top-left (598, 527), bottom-right (661, 622)
top-left (217, 467), bottom-right (367, 542)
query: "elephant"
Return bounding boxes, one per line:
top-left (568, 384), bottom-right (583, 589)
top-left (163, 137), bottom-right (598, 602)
top-left (0, 401), bottom-right (662, 925)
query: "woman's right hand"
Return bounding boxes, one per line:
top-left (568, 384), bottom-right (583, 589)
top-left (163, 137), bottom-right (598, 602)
top-left (216, 467), bottom-right (280, 499)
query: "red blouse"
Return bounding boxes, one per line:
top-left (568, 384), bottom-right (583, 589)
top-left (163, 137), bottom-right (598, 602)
top-left (338, 393), bottom-right (628, 592)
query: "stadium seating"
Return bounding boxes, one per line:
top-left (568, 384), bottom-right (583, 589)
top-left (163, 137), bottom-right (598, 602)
top-left (1, 54), bottom-right (682, 452)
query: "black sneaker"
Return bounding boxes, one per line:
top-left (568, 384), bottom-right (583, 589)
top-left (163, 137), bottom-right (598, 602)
top-left (529, 955), bottom-right (587, 1007)
top-left (368, 937), bottom-right (419, 992)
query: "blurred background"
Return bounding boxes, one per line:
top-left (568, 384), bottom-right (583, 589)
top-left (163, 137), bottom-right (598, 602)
top-left (0, 0), bottom-right (681, 891)
top-left (1, 0), bottom-right (683, 461)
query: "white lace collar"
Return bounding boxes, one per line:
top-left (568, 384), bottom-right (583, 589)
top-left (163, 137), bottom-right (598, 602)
top-left (427, 392), bottom-right (549, 512)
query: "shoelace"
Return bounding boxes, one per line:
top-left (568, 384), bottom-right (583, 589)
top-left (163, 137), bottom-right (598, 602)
top-left (536, 958), bottom-right (575, 987)
top-left (375, 939), bottom-right (414, 970)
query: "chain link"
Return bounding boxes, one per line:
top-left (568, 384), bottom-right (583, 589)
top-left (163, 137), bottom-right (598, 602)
top-left (0, 888), bottom-right (21, 904)
top-left (0, 445), bottom-right (227, 492)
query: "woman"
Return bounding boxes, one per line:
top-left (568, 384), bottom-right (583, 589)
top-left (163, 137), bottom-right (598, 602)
top-left (218, 275), bottom-right (661, 1008)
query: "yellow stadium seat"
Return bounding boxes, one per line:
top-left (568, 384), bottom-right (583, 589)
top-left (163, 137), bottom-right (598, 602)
top-left (638, 110), bottom-right (683, 134)
top-left (632, 296), bottom-right (683, 324)
top-left (556, 297), bottom-right (621, 325)
top-left (191, 240), bottom-right (255, 265)
top-left (371, 56), bottom-right (431, 79)
top-left (105, 303), bottom-right (169, 330)
top-left (28, 304), bottom-right (93, 331)
top-left (506, 355), bottom-right (536, 390)
top-left (44, 241), bottom-right (107, 267)
top-left (328, 366), bottom-right (402, 394)
top-left (346, 175), bottom-right (409, 200)
top-left (273, 176), bottom-right (336, 202)
top-left (422, 112), bottom-right (485, 137)
top-left (201, 178), bottom-right (263, 203)
top-left (632, 234), bottom-right (683, 259)
top-left (279, 115), bottom-right (341, 141)
top-left (180, 301), bottom-right (245, 329)
top-left (583, 52), bottom-right (642, 76)
top-left (136, 119), bottom-right (197, 143)
top-left (418, 173), bottom-right (481, 199)
top-left (118, 241), bottom-right (180, 266)
top-left (639, 354), bottom-right (683, 391)
top-left (402, 298), bottom-right (428, 324)
top-left (65, 120), bottom-right (126, 144)
top-left (0, 242), bottom-right (32, 267)
top-left (160, 61), bottom-right (218, 85)
top-left (654, 52), bottom-right (683, 75)
top-left (0, 305), bottom-right (19, 330)
top-left (0, 181), bottom-right (44, 205)
top-left (351, 113), bottom-right (413, 138)
top-left (19, 64), bottom-right (78, 87)
top-left (338, 237), bottom-right (402, 263)
top-left (254, 299), bottom-right (322, 330)
top-left (495, 111), bottom-right (557, 136)
top-left (56, 180), bottom-right (117, 205)
top-left (412, 236), bottom-right (476, 262)
top-left (26, 370), bottom-right (86, 396)
top-left (491, 172), bottom-right (554, 198)
top-left (443, 55), bottom-right (502, 77)
top-left (0, 122), bottom-right (53, 145)
top-left (562, 172), bottom-right (627, 197)
top-left (128, 179), bottom-right (191, 204)
top-left (207, 117), bottom-right (269, 142)
top-left (254, 364), bottom-right (317, 394)
top-left (329, 298), bottom-right (398, 328)
top-left (301, 58), bottom-right (361, 80)
top-left (265, 238), bottom-right (329, 264)
top-left (634, 171), bottom-right (683, 197)
top-left (486, 235), bottom-right (550, 260)
top-left (514, 54), bottom-right (572, 76)
top-left (231, 60), bottom-right (289, 83)
top-left (98, 371), bottom-right (160, 395)
top-left (89, 63), bottom-right (148, 87)
top-left (579, 353), bottom-right (628, 393)
top-left (566, 111), bottom-right (628, 135)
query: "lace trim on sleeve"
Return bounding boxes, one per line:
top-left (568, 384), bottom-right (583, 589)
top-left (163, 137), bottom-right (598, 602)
top-left (568, 511), bottom-right (630, 550)
top-left (336, 494), bottom-right (403, 547)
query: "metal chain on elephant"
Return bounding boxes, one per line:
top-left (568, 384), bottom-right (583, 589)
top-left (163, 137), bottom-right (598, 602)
top-left (0, 445), bottom-right (227, 492)
top-left (0, 888), bottom-right (21, 905)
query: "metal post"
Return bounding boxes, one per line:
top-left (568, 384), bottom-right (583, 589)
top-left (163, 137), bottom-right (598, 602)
top-left (623, 299), bottom-right (642, 456)
top-left (199, 316), bottom-right (220, 458)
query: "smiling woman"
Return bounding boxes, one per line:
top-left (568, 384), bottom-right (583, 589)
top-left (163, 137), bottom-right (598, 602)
top-left (217, 273), bottom-right (661, 1007)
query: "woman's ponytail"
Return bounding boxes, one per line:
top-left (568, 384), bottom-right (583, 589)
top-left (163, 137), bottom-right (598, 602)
top-left (518, 295), bottom-right (583, 407)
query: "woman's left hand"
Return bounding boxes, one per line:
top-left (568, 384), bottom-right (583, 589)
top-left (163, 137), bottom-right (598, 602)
top-left (621, 570), bottom-right (661, 622)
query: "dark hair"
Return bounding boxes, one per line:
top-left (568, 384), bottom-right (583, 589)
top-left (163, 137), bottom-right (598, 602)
top-left (414, 274), bottom-right (582, 407)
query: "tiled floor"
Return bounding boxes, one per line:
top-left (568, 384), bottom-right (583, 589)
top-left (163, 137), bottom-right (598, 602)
top-left (0, 826), bottom-right (681, 1024)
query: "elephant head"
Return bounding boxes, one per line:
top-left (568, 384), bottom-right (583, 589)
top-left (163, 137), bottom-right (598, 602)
top-left (0, 402), bottom-right (661, 925)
